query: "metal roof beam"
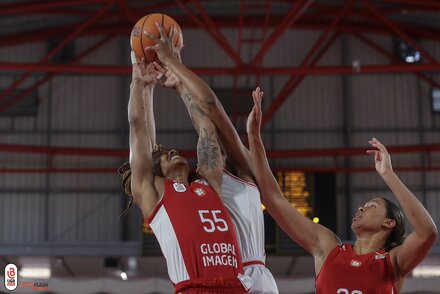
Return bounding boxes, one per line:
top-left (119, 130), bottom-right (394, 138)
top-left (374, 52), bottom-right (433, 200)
top-left (250, 0), bottom-right (313, 67)
top-left (0, 0), bottom-right (107, 15)
top-left (362, 0), bottom-right (438, 64)
top-left (261, 0), bottom-right (353, 128)
top-left (2, 61), bottom-right (440, 75)
top-left (0, 0), bottom-right (116, 113)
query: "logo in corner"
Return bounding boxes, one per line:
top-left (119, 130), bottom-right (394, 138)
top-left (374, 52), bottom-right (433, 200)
top-left (5, 263), bottom-right (18, 291)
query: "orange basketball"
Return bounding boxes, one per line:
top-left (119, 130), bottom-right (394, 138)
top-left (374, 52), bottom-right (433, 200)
top-left (130, 13), bottom-right (183, 64)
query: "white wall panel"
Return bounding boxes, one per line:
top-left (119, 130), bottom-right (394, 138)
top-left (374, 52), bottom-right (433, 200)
top-left (48, 193), bottom-right (120, 243)
top-left (272, 76), bottom-right (343, 130)
top-left (351, 75), bottom-right (419, 129)
top-left (0, 193), bottom-right (45, 243)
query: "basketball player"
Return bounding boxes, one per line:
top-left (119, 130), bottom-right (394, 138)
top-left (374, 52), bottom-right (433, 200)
top-left (146, 23), bottom-right (278, 293)
top-left (246, 87), bottom-right (438, 293)
top-left (123, 51), bottom-right (251, 293)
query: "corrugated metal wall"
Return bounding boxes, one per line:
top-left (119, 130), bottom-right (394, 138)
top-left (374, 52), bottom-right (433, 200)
top-left (0, 27), bottom-right (439, 250)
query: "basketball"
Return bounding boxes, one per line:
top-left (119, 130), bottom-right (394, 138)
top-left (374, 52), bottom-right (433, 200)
top-left (130, 13), bottom-right (183, 64)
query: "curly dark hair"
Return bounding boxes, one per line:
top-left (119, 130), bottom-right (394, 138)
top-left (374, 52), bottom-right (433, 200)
top-left (117, 161), bottom-right (133, 218)
top-left (382, 197), bottom-right (406, 251)
top-left (117, 145), bottom-right (168, 217)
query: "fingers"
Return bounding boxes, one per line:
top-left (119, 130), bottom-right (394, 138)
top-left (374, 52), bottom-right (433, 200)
top-left (152, 62), bottom-right (167, 74)
top-left (366, 149), bottom-right (381, 162)
top-left (145, 45), bottom-right (158, 52)
top-left (130, 51), bottom-right (138, 65)
top-left (251, 89), bottom-right (262, 119)
top-left (168, 24), bottom-right (175, 40)
top-left (155, 22), bottom-right (166, 39)
top-left (368, 137), bottom-right (388, 153)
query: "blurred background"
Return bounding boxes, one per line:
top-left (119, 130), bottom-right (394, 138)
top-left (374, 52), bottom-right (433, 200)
top-left (0, 0), bottom-right (439, 293)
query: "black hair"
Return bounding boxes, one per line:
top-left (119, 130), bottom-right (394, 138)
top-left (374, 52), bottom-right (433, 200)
top-left (117, 145), bottom-right (168, 218)
top-left (382, 197), bottom-right (406, 251)
top-left (117, 161), bottom-right (133, 218)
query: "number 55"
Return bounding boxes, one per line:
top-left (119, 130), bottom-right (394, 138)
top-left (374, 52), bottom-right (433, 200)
top-left (199, 210), bottom-right (229, 233)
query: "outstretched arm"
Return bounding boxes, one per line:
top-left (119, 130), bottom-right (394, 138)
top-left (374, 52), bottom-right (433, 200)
top-left (128, 59), bottom-right (161, 219)
top-left (153, 60), bottom-right (251, 179)
top-left (367, 138), bottom-right (438, 277)
top-left (131, 51), bottom-right (157, 146)
top-left (246, 88), bottom-right (340, 272)
top-left (146, 23), bottom-right (223, 194)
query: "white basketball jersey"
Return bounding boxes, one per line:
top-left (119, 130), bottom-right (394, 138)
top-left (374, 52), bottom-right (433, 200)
top-left (221, 171), bottom-right (279, 293)
top-left (221, 171), bottom-right (266, 262)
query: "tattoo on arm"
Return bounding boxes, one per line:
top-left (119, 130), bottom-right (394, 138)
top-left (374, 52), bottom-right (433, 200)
top-left (190, 103), bottom-right (205, 119)
top-left (182, 92), bottom-right (206, 132)
top-left (197, 128), bottom-right (220, 171)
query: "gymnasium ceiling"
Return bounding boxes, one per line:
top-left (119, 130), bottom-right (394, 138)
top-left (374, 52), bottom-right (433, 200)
top-left (1, 0), bottom-right (440, 94)
top-left (0, 0), bottom-right (440, 167)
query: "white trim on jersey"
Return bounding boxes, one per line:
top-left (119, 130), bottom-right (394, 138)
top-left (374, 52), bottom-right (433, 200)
top-left (149, 206), bottom-right (190, 284)
top-left (223, 169), bottom-right (258, 188)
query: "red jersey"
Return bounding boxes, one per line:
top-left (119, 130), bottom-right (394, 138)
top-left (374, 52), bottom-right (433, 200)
top-left (147, 179), bottom-right (247, 292)
top-left (316, 244), bottom-right (396, 294)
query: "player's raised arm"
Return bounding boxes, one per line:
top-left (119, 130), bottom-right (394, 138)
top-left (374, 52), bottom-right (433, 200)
top-left (128, 57), bottom-right (161, 219)
top-left (148, 24), bottom-right (250, 178)
top-left (154, 59), bottom-right (251, 179)
top-left (146, 22), bottom-right (223, 195)
top-left (246, 87), bottom-right (340, 269)
top-left (367, 138), bottom-right (438, 277)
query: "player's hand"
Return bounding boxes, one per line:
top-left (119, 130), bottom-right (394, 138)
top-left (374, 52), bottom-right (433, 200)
top-left (366, 137), bottom-right (393, 178)
top-left (131, 51), bottom-right (159, 86)
top-left (246, 87), bottom-right (263, 137)
top-left (144, 23), bottom-right (180, 66)
top-left (152, 62), bottom-right (181, 89)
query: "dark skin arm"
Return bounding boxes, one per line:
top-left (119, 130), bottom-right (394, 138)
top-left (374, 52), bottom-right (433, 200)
top-left (146, 23), bottom-right (224, 196)
top-left (129, 56), bottom-right (164, 219)
top-left (367, 138), bottom-right (438, 283)
top-left (246, 88), bottom-right (341, 275)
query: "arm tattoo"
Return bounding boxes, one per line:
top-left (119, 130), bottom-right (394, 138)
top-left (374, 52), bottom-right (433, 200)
top-left (197, 128), bottom-right (220, 171)
top-left (190, 103), bottom-right (205, 119)
top-left (183, 93), bottom-right (205, 119)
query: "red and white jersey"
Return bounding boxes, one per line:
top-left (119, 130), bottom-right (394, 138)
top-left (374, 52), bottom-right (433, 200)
top-left (146, 179), bottom-right (244, 286)
top-left (222, 170), bottom-right (279, 293)
top-left (316, 244), bottom-right (396, 294)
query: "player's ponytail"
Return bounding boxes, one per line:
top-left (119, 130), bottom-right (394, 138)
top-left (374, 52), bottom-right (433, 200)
top-left (382, 198), bottom-right (406, 251)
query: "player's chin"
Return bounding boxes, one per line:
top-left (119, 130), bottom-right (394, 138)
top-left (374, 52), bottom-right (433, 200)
top-left (350, 220), bottom-right (360, 231)
top-left (171, 159), bottom-right (189, 168)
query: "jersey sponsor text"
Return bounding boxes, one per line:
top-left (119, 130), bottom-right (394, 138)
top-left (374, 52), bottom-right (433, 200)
top-left (201, 243), bottom-right (238, 268)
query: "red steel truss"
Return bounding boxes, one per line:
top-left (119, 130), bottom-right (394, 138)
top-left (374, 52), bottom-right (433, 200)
top-left (0, 0), bottom-right (439, 173)
top-left (0, 143), bottom-right (439, 173)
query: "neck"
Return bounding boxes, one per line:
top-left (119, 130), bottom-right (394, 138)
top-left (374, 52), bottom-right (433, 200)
top-left (353, 233), bottom-right (387, 254)
top-left (173, 175), bottom-right (189, 185)
top-left (166, 170), bottom-right (189, 185)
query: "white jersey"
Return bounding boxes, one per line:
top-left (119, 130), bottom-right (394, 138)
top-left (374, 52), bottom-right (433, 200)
top-left (222, 170), bottom-right (279, 293)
